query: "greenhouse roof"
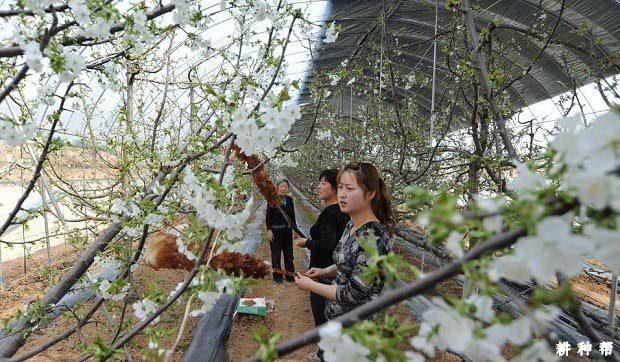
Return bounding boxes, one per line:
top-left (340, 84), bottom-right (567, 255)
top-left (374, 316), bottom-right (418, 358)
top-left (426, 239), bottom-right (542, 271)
top-left (291, 0), bottom-right (620, 139)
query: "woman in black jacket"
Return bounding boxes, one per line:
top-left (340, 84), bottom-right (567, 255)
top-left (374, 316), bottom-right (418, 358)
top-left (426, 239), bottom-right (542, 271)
top-left (266, 179), bottom-right (297, 283)
top-left (294, 169), bottom-right (349, 327)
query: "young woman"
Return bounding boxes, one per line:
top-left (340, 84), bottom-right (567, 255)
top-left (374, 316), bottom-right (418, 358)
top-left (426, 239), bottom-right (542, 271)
top-left (266, 179), bottom-right (297, 283)
top-left (294, 169), bottom-right (350, 327)
top-left (295, 162), bottom-right (393, 321)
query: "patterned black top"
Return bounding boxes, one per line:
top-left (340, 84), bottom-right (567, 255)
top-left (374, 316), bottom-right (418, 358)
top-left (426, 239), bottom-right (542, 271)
top-left (324, 220), bottom-right (391, 320)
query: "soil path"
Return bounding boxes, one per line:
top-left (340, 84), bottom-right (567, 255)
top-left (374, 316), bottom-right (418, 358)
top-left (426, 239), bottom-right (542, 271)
top-left (228, 198), bottom-right (317, 362)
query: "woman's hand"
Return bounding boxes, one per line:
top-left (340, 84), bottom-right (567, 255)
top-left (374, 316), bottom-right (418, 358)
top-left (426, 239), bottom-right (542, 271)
top-left (294, 273), bottom-right (315, 291)
top-left (305, 267), bottom-right (324, 279)
top-left (294, 237), bottom-right (307, 248)
top-left (267, 230), bottom-right (274, 242)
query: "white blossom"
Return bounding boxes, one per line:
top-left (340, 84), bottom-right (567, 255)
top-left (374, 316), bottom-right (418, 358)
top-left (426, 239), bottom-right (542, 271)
top-left (167, 281), bottom-right (185, 302)
top-left (133, 298), bottom-right (160, 323)
top-left (418, 298), bottom-right (474, 353)
top-left (82, 16), bottom-right (113, 39)
top-left (253, 0), bottom-right (269, 21)
top-left (444, 231), bottom-right (464, 258)
top-left (489, 216), bottom-right (592, 284)
top-left (318, 321), bottom-right (370, 362)
top-left (463, 337), bottom-right (506, 362)
top-left (190, 291), bottom-right (219, 317)
top-left (584, 224), bottom-right (620, 273)
top-left (229, 102), bottom-right (300, 158)
top-left (171, 0), bottom-right (192, 24)
top-left (410, 325), bottom-right (435, 357)
top-left (508, 161), bottom-right (546, 196)
top-left (37, 83), bottom-right (56, 106)
top-left (466, 294), bottom-right (494, 323)
top-left (131, 10), bottom-right (149, 35)
top-left (59, 49), bottom-right (85, 82)
top-left (99, 280), bottom-right (130, 301)
top-left (564, 172), bottom-right (620, 211)
top-left (0, 120), bottom-right (38, 146)
top-left (144, 213), bottom-right (164, 225)
top-left (123, 226), bottom-right (141, 237)
top-left (316, 129), bottom-right (332, 141)
top-left (475, 195), bottom-right (504, 233)
top-left (216, 278), bottom-right (235, 294)
top-left (328, 74), bottom-right (340, 86)
top-left (69, 0), bottom-right (90, 24)
top-left (485, 306), bottom-right (559, 347)
top-left (176, 236), bottom-right (197, 261)
top-left (404, 351), bottom-right (425, 362)
top-left (513, 340), bottom-right (558, 362)
top-left (147, 341), bottom-right (172, 361)
top-left (23, 0), bottom-right (52, 16)
top-left (324, 22), bottom-right (339, 43)
top-left (23, 41), bottom-right (44, 72)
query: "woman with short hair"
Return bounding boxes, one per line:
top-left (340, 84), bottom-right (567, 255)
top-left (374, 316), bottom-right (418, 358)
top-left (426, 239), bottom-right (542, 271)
top-left (294, 169), bottom-right (350, 327)
top-left (266, 179), bottom-right (297, 283)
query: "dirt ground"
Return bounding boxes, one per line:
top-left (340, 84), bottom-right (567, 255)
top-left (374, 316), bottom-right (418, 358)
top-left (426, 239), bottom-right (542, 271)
top-left (1, 241), bottom-right (196, 361)
top-left (227, 226), bottom-right (316, 362)
top-left (1, 243), bottom-right (76, 321)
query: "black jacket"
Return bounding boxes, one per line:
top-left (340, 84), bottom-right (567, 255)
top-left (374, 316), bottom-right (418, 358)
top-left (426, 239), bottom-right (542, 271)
top-left (306, 204), bottom-right (350, 268)
top-left (266, 195), bottom-right (296, 230)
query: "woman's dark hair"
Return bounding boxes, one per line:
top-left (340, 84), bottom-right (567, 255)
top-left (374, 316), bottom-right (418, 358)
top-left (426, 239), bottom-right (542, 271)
top-left (338, 161), bottom-right (394, 236)
top-left (319, 169), bottom-right (339, 191)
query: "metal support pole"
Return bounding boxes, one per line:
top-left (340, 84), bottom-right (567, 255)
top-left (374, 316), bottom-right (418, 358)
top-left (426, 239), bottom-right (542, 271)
top-left (22, 225), bottom-right (26, 274)
top-left (429, 0), bottom-right (439, 147)
top-left (420, 250), bottom-right (425, 274)
top-left (24, 145), bottom-right (70, 234)
top-left (610, 273), bottom-right (618, 333)
top-left (39, 182), bottom-right (52, 267)
top-left (0, 243), bottom-right (4, 287)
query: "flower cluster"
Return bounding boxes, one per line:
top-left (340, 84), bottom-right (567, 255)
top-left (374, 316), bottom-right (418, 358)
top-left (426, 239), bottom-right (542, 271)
top-left (229, 102), bottom-right (301, 158)
top-left (86, 18), bottom-right (110, 37)
top-left (146, 341), bottom-right (172, 362)
top-left (181, 167), bottom-right (254, 241)
top-left (324, 22), bottom-right (339, 43)
top-left (37, 83), bottom-right (57, 106)
top-left (489, 216), bottom-right (592, 283)
top-left (133, 298), bottom-right (160, 324)
top-left (98, 279), bottom-right (130, 301)
top-left (189, 277), bottom-right (235, 317)
top-left (58, 48), bottom-right (86, 82)
top-left (110, 199), bottom-right (140, 222)
top-left (175, 234), bottom-right (197, 262)
top-left (68, 0), bottom-right (91, 25)
top-left (490, 111), bottom-right (620, 283)
top-left (171, 0), bottom-right (193, 24)
top-left (554, 111), bottom-right (620, 211)
top-left (409, 297), bottom-right (558, 362)
top-left (23, 41), bottom-right (44, 72)
top-left (0, 119), bottom-right (38, 146)
top-left (315, 129), bottom-right (332, 141)
top-left (318, 322), bottom-right (370, 362)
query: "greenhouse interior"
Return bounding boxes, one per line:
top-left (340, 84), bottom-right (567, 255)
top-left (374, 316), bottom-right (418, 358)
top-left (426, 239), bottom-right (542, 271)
top-left (0, 0), bottom-right (619, 361)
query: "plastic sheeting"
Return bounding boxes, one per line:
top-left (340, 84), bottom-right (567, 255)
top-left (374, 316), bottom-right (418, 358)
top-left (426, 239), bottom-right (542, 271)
top-left (292, 0), bottom-right (620, 139)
